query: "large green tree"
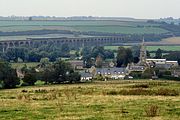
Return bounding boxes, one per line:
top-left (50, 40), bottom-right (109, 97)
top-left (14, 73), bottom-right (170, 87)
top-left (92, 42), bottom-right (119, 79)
top-left (116, 47), bottom-right (133, 67)
top-left (0, 61), bottom-right (20, 88)
top-left (155, 48), bottom-right (163, 59)
top-left (42, 60), bottom-right (80, 84)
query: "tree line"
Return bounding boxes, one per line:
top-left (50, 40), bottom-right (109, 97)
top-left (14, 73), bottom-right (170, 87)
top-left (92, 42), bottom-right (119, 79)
top-left (0, 59), bottom-right (81, 89)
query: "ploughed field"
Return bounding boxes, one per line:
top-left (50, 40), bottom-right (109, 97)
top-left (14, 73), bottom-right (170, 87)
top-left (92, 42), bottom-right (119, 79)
top-left (0, 80), bottom-right (179, 120)
top-left (0, 20), bottom-right (168, 34)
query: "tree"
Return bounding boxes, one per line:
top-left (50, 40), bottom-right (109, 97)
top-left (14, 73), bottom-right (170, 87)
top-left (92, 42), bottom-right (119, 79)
top-left (61, 43), bottom-right (70, 53)
top-left (42, 60), bottom-right (80, 84)
top-left (0, 61), bottom-right (20, 88)
top-left (116, 47), bottom-right (133, 67)
top-left (131, 45), bottom-right (140, 63)
top-left (95, 55), bottom-right (103, 68)
top-left (22, 73), bottom-right (37, 86)
top-left (164, 52), bottom-right (180, 65)
top-left (155, 48), bottom-right (162, 59)
top-left (22, 68), bottom-right (37, 86)
top-left (82, 47), bottom-right (93, 68)
top-left (40, 57), bottom-right (50, 67)
top-left (5, 47), bottom-right (28, 62)
top-left (141, 68), bottom-right (154, 79)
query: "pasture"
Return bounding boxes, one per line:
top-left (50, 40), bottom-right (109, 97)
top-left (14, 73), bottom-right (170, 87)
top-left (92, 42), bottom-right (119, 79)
top-left (0, 80), bottom-right (179, 120)
top-left (0, 20), bottom-right (169, 34)
top-left (11, 62), bottom-right (40, 69)
top-left (104, 45), bottom-right (180, 51)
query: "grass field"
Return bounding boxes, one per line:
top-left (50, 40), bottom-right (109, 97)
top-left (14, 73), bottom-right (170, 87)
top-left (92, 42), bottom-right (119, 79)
top-left (104, 45), bottom-right (180, 51)
top-left (0, 20), bottom-right (169, 34)
top-left (146, 46), bottom-right (180, 51)
top-left (11, 62), bottom-right (40, 69)
top-left (0, 80), bottom-right (179, 120)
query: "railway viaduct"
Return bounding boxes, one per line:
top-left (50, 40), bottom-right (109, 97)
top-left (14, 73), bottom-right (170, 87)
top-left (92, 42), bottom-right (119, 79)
top-left (0, 36), bottom-right (130, 52)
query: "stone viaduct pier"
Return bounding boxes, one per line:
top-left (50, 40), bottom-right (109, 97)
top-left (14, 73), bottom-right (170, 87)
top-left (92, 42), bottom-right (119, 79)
top-left (0, 36), bottom-right (131, 52)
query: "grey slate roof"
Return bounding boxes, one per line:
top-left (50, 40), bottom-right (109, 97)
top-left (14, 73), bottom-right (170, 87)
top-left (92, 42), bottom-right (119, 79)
top-left (81, 72), bottom-right (93, 77)
top-left (96, 67), bottom-right (126, 75)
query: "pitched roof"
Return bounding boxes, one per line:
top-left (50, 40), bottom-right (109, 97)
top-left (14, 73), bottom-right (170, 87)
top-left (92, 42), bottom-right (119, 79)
top-left (96, 67), bottom-right (126, 74)
top-left (80, 72), bottom-right (93, 77)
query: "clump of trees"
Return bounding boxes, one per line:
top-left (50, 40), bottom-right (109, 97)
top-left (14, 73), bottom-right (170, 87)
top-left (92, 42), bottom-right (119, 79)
top-left (21, 66), bottom-right (37, 86)
top-left (0, 60), bottom-right (20, 89)
top-left (116, 47), bottom-right (133, 67)
top-left (41, 60), bottom-right (80, 84)
top-left (0, 43), bottom-right (71, 62)
top-left (82, 46), bottom-right (114, 68)
top-left (0, 58), bottom-right (81, 89)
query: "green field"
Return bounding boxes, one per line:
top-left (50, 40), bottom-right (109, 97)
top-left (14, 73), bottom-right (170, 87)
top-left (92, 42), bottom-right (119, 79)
top-left (0, 80), bottom-right (179, 120)
top-left (0, 20), bottom-right (169, 34)
top-left (146, 46), bottom-right (180, 51)
top-left (105, 45), bottom-right (180, 51)
top-left (11, 62), bottom-right (40, 69)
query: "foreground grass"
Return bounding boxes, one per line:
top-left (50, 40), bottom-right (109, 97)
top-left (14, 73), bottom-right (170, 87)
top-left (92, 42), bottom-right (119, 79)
top-left (0, 80), bottom-right (180, 120)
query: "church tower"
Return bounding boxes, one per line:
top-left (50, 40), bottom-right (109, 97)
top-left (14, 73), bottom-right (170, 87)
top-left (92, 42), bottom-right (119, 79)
top-left (139, 37), bottom-right (147, 65)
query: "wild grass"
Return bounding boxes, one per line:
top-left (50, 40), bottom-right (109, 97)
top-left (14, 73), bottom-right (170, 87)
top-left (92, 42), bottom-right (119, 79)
top-left (145, 104), bottom-right (159, 117)
top-left (0, 80), bottom-right (179, 120)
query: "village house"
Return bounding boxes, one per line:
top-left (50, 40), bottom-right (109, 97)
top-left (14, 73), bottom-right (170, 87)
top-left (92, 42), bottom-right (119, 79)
top-left (128, 38), bottom-right (179, 74)
top-left (96, 67), bottom-right (127, 79)
top-left (80, 72), bottom-right (93, 82)
top-left (146, 59), bottom-right (178, 69)
top-left (68, 60), bottom-right (84, 70)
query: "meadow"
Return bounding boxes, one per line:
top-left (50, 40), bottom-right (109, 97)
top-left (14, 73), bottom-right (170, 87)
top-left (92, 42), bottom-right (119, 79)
top-left (104, 45), bottom-right (180, 51)
top-left (0, 80), bottom-right (179, 120)
top-left (0, 20), bottom-right (168, 34)
top-left (11, 62), bottom-right (40, 69)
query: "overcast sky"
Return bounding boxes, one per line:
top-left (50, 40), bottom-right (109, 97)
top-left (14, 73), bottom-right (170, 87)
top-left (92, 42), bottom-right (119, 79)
top-left (0, 0), bottom-right (179, 19)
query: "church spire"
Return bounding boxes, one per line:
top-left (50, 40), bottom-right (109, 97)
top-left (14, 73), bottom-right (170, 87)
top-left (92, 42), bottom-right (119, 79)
top-left (139, 36), bottom-right (147, 65)
top-left (143, 36), bottom-right (145, 44)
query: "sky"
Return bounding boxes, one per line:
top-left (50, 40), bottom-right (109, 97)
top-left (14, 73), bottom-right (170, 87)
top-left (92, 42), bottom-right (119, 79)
top-left (0, 0), bottom-right (180, 19)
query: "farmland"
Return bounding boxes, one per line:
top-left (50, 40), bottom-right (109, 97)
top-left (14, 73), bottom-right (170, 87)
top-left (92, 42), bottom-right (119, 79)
top-left (104, 45), bottom-right (180, 51)
top-left (0, 80), bottom-right (179, 120)
top-left (0, 20), bottom-right (169, 34)
top-left (11, 62), bottom-right (40, 69)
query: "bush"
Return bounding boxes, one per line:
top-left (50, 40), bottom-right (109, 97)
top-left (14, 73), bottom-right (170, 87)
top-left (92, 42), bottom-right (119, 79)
top-left (0, 61), bottom-right (20, 89)
top-left (22, 73), bottom-right (37, 86)
top-left (131, 84), bottom-right (149, 88)
top-left (94, 74), bottom-right (105, 81)
top-left (129, 71), bottom-right (142, 79)
top-left (156, 88), bottom-right (179, 96)
top-left (145, 104), bottom-right (159, 117)
top-left (106, 88), bottom-right (179, 96)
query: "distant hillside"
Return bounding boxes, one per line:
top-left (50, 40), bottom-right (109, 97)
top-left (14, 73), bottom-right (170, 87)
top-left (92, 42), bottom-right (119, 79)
top-left (0, 20), bottom-right (180, 42)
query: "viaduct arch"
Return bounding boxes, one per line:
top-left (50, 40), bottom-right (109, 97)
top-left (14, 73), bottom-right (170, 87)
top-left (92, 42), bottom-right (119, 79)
top-left (0, 36), bottom-right (129, 52)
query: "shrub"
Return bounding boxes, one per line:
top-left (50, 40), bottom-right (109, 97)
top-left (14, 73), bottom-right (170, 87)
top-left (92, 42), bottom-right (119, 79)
top-left (129, 71), bottom-right (142, 79)
top-left (94, 74), bottom-right (105, 81)
top-left (105, 88), bottom-right (179, 96)
top-left (0, 61), bottom-right (20, 89)
top-left (156, 88), bottom-right (179, 96)
top-left (107, 90), bottom-right (119, 95)
top-left (17, 94), bottom-right (31, 101)
top-left (22, 73), bottom-right (37, 86)
top-left (34, 89), bottom-right (48, 93)
top-left (145, 104), bottom-right (159, 117)
top-left (131, 84), bottom-right (149, 88)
